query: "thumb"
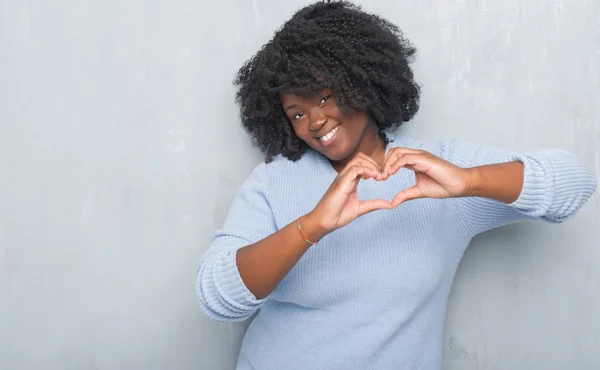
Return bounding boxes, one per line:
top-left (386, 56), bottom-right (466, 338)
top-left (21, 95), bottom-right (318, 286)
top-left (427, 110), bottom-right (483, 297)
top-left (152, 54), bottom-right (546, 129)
top-left (357, 199), bottom-right (392, 217)
top-left (391, 186), bottom-right (424, 207)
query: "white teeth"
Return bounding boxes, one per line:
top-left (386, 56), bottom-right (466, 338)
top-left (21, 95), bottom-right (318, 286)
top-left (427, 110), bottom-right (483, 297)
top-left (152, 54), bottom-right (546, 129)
top-left (319, 126), bottom-right (339, 142)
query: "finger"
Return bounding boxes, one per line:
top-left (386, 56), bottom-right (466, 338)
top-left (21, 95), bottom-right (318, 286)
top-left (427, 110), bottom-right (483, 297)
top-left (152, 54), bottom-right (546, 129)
top-left (382, 149), bottom-right (401, 174)
top-left (382, 148), bottom-right (421, 178)
top-left (343, 153), bottom-right (380, 175)
top-left (337, 165), bottom-right (379, 193)
top-left (358, 199), bottom-right (393, 216)
top-left (391, 186), bottom-right (424, 207)
top-left (339, 157), bottom-right (382, 180)
top-left (383, 154), bottom-right (403, 179)
top-left (347, 164), bottom-right (379, 181)
top-left (354, 152), bottom-right (381, 171)
top-left (388, 153), bottom-right (431, 177)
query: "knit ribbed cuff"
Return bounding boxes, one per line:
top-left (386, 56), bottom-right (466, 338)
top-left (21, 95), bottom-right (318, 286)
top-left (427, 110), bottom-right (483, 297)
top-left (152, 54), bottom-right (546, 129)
top-left (214, 249), bottom-right (266, 310)
top-left (508, 153), bottom-right (554, 217)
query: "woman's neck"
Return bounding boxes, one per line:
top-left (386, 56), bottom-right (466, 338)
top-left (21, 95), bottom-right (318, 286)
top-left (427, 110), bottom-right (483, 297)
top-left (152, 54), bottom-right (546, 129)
top-left (331, 122), bottom-right (387, 172)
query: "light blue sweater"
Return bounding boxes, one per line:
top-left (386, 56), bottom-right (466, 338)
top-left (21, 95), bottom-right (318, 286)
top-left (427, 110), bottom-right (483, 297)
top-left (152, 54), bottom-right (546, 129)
top-left (197, 135), bottom-right (596, 370)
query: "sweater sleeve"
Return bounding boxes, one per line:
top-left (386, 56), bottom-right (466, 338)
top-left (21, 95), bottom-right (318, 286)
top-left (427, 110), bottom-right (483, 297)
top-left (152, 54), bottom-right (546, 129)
top-left (445, 139), bottom-right (597, 236)
top-left (196, 163), bottom-right (277, 322)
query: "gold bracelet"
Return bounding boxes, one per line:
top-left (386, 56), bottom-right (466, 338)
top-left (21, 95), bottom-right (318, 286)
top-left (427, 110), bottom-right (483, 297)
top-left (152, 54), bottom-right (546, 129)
top-left (296, 218), bottom-right (317, 245)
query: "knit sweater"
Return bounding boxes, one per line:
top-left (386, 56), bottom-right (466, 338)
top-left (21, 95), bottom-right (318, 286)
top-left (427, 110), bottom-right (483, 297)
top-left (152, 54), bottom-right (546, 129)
top-left (196, 135), bottom-right (596, 370)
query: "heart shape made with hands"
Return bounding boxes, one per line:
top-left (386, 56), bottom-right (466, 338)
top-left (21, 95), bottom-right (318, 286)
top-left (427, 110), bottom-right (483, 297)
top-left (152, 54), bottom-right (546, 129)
top-left (312, 147), bottom-right (471, 233)
top-left (358, 147), bottom-right (470, 208)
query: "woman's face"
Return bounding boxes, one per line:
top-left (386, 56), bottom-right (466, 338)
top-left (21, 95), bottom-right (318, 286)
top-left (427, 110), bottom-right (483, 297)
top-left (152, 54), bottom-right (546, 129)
top-left (280, 89), bottom-right (373, 162)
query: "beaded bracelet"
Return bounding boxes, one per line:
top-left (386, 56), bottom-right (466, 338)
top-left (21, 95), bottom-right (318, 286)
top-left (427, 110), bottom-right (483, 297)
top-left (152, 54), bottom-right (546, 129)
top-left (296, 218), bottom-right (317, 245)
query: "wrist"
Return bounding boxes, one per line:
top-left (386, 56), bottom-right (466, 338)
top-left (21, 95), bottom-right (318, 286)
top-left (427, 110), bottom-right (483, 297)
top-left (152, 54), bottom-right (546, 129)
top-left (463, 167), bottom-right (482, 197)
top-left (299, 212), bottom-right (329, 243)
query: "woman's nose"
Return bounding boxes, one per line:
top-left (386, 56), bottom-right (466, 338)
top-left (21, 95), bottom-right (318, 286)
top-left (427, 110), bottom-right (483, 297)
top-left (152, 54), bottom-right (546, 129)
top-left (309, 108), bottom-right (327, 131)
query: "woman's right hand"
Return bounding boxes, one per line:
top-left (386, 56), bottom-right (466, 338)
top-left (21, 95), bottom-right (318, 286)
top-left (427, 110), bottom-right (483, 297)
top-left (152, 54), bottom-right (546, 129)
top-left (307, 153), bottom-right (392, 235)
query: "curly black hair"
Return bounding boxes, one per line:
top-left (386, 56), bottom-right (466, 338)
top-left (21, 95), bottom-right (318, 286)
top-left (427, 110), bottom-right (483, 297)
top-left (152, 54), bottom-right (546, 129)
top-left (234, 0), bottom-right (420, 162)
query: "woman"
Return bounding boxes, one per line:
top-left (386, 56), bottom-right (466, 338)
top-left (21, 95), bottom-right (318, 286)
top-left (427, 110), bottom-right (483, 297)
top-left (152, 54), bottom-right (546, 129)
top-left (196, 1), bottom-right (596, 369)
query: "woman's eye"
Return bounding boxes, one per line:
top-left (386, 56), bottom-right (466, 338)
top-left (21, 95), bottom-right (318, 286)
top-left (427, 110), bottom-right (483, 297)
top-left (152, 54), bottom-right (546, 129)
top-left (320, 95), bottom-right (330, 105)
top-left (293, 112), bottom-right (305, 120)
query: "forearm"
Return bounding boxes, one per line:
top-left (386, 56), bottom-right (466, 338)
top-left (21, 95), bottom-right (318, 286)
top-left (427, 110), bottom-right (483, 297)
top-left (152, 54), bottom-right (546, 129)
top-left (464, 161), bottom-right (524, 203)
top-left (446, 141), bottom-right (596, 236)
top-left (236, 212), bottom-right (327, 299)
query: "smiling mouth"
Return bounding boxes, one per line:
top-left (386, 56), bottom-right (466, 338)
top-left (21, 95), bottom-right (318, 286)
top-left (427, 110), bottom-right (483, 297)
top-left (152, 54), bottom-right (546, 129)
top-left (317, 125), bottom-right (340, 142)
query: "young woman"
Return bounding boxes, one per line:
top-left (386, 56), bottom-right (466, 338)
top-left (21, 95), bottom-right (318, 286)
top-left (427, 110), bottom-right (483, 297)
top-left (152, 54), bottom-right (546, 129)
top-left (196, 1), bottom-right (597, 369)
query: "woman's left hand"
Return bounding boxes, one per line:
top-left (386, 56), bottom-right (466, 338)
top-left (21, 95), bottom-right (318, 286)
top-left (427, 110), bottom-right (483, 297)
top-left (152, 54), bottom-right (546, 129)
top-left (381, 148), bottom-right (471, 207)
